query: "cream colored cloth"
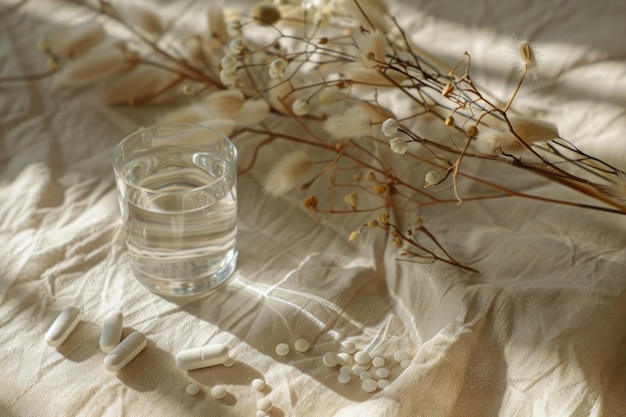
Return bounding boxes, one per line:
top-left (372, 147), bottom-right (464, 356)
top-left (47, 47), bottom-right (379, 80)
top-left (1, 0), bottom-right (626, 416)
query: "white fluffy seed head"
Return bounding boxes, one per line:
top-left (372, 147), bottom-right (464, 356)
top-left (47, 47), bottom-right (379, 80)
top-left (204, 89), bottom-right (246, 118)
top-left (517, 40), bottom-right (537, 70)
top-left (264, 151), bottom-right (313, 196)
top-left (233, 99), bottom-right (270, 128)
top-left (355, 29), bottom-right (387, 68)
top-left (474, 116), bottom-right (558, 156)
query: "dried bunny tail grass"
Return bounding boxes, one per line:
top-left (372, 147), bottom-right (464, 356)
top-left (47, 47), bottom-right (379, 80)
top-left (324, 106), bottom-right (372, 140)
top-left (337, 0), bottom-right (389, 31)
top-left (208, 5), bottom-right (229, 42)
top-left (204, 89), bottom-right (246, 117)
top-left (264, 151), bottom-right (313, 196)
top-left (341, 62), bottom-right (407, 87)
top-left (103, 65), bottom-right (175, 105)
top-left (48, 21), bottom-right (107, 57)
top-left (355, 29), bottom-right (387, 68)
top-left (233, 99), bottom-right (270, 127)
top-left (474, 116), bottom-right (558, 156)
top-left (600, 171), bottom-right (626, 203)
top-left (110, 0), bottom-right (164, 34)
top-left (52, 44), bottom-right (126, 89)
top-left (160, 103), bottom-right (212, 124)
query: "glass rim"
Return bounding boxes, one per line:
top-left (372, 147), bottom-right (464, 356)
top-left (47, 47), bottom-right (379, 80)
top-left (112, 122), bottom-right (238, 195)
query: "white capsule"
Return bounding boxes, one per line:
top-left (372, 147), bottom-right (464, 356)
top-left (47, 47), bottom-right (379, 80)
top-left (45, 306), bottom-right (82, 347)
top-left (323, 352), bottom-right (338, 367)
top-left (176, 344), bottom-right (229, 371)
top-left (211, 385), bottom-right (227, 399)
top-left (257, 398), bottom-right (272, 412)
top-left (340, 340), bottom-right (357, 354)
top-left (99, 311), bottom-right (123, 353)
top-left (104, 331), bottom-right (146, 371)
top-left (275, 343), bottom-right (289, 356)
top-left (371, 356), bottom-right (385, 368)
top-left (375, 367), bottom-right (389, 379)
top-left (354, 351), bottom-right (371, 365)
top-left (294, 339), bottom-right (310, 352)
top-left (186, 383), bottom-right (200, 396)
top-left (337, 373), bottom-right (351, 384)
top-left (362, 378), bottom-right (378, 393)
top-left (251, 378), bottom-right (266, 391)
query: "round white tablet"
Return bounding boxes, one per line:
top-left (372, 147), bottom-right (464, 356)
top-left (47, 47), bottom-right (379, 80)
top-left (371, 356), bottom-right (385, 368)
top-left (362, 378), bottom-right (378, 393)
top-left (400, 359), bottom-right (411, 369)
top-left (354, 351), bottom-right (371, 365)
top-left (252, 378), bottom-right (266, 391)
top-left (294, 339), bottom-right (310, 352)
top-left (393, 350), bottom-right (409, 362)
top-left (323, 352), bottom-right (338, 367)
top-left (336, 352), bottom-right (352, 366)
top-left (359, 371), bottom-right (372, 381)
top-left (275, 343), bottom-right (289, 356)
top-left (186, 383), bottom-right (200, 396)
top-left (338, 373), bottom-right (351, 384)
top-left (375, 367), bottom-right (389, 379)
top-left (340, 340), bottom-right (356, 353)
top-left (210, 385), bottom-right (227, 399)
top-left (257, 398), bottom-right (272, 412)
top-left (377, 379), bottom-right (390, 389)
top-left (339, 365), bottom-right (352, 375)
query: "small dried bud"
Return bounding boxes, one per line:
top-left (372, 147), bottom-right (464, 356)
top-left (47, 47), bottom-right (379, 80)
top-left (378, 212), bottom-right (390, 225)
top-left (268, 58), bottom-right (288, 80)
top-left (441, 82), bottom-right (454, 97)
top-left (251, 3), bottom-right (281, 25)
top-left (227, 21), bottom-right (242, 37)
top-left (414, 217), bottom-right (423, 228)
top-left (46, 56), bottom-right (60, 71)
top-left (304, 195), bottom-right (319, 210)
top-left (367, 220), bottom-right (379, 228)
top-left (364, 171), bottom-right (376, 181)
top-left (220, 54), bottom-right (238, 72)
top-left (381, 118), bottom-right (398, 137)
top-left (424, 170), bottom-right (441, 187)
top-left (318, 37), bottom-right (328, 45)
top-left (353, 173), bottom-right (362, 181)
top-left (393, 238), bottom-right (402, 248)
top-left (348, 231), bottom-right (361, 242)
top-left (389, 137), bottom-right (407, 154)
top-left (292, 98), bottom-right (310, 116)
top-left (229, 38), bottom-right (245, 55)
top-left (344, 192), bottom-right (359, 210)
top-left (374, 184), bottom-right (387, 194)
top-left (444, 115), bottom-right (455, 127)
top-left (219, 69), bottom-right (237, 87)
top-left (467, 125), bottom-right (478, 139)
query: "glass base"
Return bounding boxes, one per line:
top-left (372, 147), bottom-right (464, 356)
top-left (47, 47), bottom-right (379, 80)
top-left (131, 250), bottom-right (238, 298)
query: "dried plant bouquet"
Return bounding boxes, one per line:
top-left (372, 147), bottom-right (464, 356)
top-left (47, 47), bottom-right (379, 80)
top-left (19, 0), bottom-right (626, 271)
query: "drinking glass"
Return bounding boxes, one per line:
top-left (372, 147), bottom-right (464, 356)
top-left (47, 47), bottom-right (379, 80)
top-left (112, 123), bottom-right (238, 297)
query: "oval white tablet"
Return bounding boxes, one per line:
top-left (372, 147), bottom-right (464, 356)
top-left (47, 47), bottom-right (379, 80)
top-left (104, 331), bottom-right (146, 371)
top-left (45, 306), bottom-right (82, 347)
top-left (99, 311), bottom-right (123, 353)
top-left (176, 344), bottom-right (229, 371)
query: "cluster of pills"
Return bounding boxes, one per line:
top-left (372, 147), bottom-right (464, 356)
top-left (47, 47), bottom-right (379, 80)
top-left (45, 306), bottom-right (147, 372)
top-left (322, 340), bottom-right (413, 392)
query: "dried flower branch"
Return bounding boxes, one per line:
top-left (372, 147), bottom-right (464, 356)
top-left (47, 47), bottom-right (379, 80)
top-left (8, 0), bottom-right (626, 272)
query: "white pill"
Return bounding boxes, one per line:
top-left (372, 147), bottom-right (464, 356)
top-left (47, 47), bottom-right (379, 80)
top-left (45, 306), bottom-right (81, 347)
top-left (337, 373), bottom-right (351, 384)
top-left (377, 379), bottom-right (390, 389)
top-left (257, 398), bottom-right (272, 412)
top-left (393, 350), bottom-right (409, 362)
top-left (371, 356), bottom-right (385, 368)
top-left (352, 365), bottom-right (365, 376)
top-left (359, 371), bottom-right (372, 381)
top-left (104, 331), bottom-right (146, 371)
top-left (323, 352), bottom-right (338, 367)
top-left (176, 344), bottom-right (229, 371)
top-left (400, 359), bottom-right (411, 369)
top-left (354, 351), bottom-right (371, 365)
top-left (294, 339), bottom-right (310, 352)
top-left (210, 385), bottom-right (227, 399)
top-left (186, 383), bottom-right (200, 396)
top-left (222, 357), bottom-right (235, 367)
top-left (339, 365), bottom-right (353, 375)
top-left (361, 378), bottom-right (378, 393)
top-left (336, 352), bottom-right (352, 366)
top-left (99, 311), bottom-right (123, 353)
top-left (251, 378), bottom-right (266, 391)
top-left (275, 343), bottom-right (289, 356)
top-left (375, 367), bottom-right (389, 379)
top-left (340, 340), bottom-right (356, 353)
